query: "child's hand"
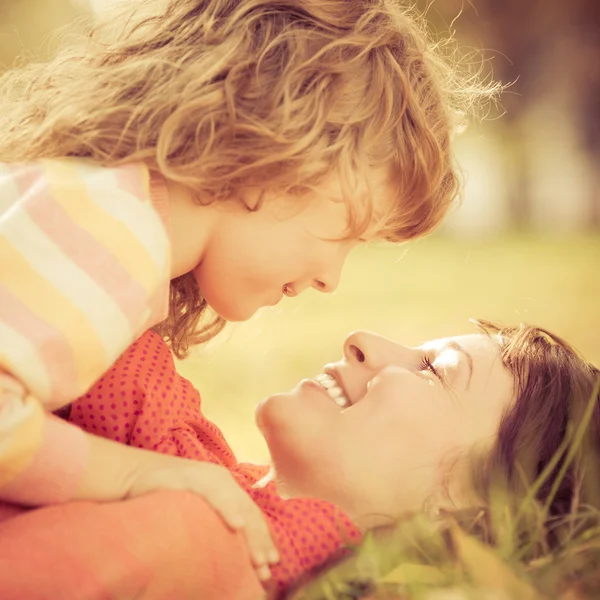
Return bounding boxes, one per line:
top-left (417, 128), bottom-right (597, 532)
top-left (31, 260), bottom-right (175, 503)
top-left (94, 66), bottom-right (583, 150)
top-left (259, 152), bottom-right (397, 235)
top-left (126, 456), bottom-right (279, 581)
top-left (78, 432), bottom-right (280, 580)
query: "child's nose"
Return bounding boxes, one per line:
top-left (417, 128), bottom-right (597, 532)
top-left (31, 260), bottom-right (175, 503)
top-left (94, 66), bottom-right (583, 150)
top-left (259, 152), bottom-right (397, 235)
top-left (312, 263), bottom-right (343, 293)
top-left (343, 331), bottom-right (419, 371)
top-left (312, 278), bottom-right (337, 293)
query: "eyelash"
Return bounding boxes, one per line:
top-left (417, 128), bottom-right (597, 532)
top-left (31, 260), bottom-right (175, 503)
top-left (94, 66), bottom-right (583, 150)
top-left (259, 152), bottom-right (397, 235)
top-left (420, 356), bottom-right (441, 380)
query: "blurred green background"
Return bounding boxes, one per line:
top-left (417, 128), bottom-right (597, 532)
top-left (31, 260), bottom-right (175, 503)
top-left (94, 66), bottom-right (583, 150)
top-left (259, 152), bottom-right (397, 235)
top-left (1, 0), bottom-right (598, 462)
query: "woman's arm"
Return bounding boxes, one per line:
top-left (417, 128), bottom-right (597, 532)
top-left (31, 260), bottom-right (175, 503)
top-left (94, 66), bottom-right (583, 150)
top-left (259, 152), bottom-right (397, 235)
top-left (0, 490), bottom-right (265, 600)
top-left (0, 397), bottom-right (277, 580)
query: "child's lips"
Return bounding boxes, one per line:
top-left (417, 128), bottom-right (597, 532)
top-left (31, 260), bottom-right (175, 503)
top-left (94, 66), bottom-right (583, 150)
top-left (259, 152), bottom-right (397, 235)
top-left (268, 294), bottom-right (283, 307)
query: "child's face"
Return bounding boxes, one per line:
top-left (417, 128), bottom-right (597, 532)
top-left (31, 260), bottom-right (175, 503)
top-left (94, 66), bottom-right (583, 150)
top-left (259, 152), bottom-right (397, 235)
top-left (191, 172), bottom-right (390, 321)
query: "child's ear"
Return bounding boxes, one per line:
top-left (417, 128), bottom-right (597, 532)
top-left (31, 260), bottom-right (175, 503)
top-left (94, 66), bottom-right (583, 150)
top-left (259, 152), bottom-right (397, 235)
top-left (237, 187), bottom-right (274, 212)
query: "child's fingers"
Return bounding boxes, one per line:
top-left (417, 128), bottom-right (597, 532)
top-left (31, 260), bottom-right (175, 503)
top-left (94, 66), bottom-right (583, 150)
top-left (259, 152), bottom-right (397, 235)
top-left (254, 564), bottom-right (272, 582)
top-left (127, 459), bottom-right (280, 580)
top-left (198, 469), bottom-right (279, 571)
top-left (238, 498), bottom-right (280, 571)
top-left (213, 492), bottom-right (279, 571)
top-left (207, 494), bottom-right (246, 531)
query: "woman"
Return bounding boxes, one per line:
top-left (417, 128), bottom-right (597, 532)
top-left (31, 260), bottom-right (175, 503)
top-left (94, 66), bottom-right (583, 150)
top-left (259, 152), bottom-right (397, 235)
top-left (0, 321), bottom-right (597, 599)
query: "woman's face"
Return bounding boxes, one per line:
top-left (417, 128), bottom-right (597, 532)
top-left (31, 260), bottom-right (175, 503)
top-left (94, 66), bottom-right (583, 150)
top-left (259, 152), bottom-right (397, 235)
top-left (255, 330), bottom-right (515, 521)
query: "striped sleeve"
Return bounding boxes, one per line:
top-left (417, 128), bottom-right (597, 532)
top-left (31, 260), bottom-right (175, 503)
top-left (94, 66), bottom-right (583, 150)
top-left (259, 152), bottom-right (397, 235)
top-left (0, 158), bottom-right (172, 409)
top-left (0, 372), bottom-right (89, 505)
top-left (0, 373), bottom-right (44, 489)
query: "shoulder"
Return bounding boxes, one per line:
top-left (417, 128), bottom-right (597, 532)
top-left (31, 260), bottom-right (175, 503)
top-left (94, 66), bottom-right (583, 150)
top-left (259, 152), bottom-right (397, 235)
top-left (1, 157), bottom-right (170, 259)
top-left (0, 158), bottom-right (155, 209)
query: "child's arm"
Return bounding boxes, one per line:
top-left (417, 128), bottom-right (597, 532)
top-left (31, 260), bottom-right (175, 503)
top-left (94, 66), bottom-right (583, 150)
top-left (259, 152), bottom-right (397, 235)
top-left (0, 372), bottom-right (278, 581)
top-left (78, 429), bottom-right (278, 581)
top-left (0, 369), bottom-right (88, 506)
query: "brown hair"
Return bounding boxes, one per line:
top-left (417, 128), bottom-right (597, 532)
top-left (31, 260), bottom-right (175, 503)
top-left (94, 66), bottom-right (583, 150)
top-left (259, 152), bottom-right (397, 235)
top-left (285, 322), bottom-right (600, 599)
top-left (0, 0), bottom-right (499, 356)
top-left (469, 320), bottom-right (600, 527)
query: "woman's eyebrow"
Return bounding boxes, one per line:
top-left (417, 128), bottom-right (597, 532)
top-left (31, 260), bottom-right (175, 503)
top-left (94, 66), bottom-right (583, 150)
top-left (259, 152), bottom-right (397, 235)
top-left (438, 340), bottom-right (474, 387)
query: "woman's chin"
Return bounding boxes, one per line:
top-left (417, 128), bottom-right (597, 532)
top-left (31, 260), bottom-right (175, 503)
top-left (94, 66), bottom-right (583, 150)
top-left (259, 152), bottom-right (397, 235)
top-left (254, 393), bottom-right (289, 433)
top-left (254, 393), bottom-right (303, 472)
top-left (254, 396), bottom-right (270, 430)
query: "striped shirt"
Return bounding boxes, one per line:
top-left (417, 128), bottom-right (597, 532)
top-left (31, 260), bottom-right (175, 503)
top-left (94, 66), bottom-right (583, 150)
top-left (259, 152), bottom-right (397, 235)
top-left (0, 158), bottom-right (172, 504)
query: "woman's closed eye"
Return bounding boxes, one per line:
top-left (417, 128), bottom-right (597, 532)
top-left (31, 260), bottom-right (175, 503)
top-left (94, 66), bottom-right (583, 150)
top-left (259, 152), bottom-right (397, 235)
top-left (420, 356), bottom-right (441, 380)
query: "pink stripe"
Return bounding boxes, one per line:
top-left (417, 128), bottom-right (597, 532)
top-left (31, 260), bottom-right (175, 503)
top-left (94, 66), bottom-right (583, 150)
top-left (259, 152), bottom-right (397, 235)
top-left (115, 164), bottom-right (171, 322)
top-left (0, 414), bottom-right (89, 505)
top-left (145, 170), bottom-right (173, 320)
top-left (0, 286), bottom-right (77, 405)
top-left (114, 165), bottom-right (171, 322)
top-left (147, 170), bottom-right (172, 234)
top-left (113, 163), bottom-right (172, 235)
top-left (11, 165), bottom-right (148, 332)
top-left (113, 163), bottom-right (148, 206)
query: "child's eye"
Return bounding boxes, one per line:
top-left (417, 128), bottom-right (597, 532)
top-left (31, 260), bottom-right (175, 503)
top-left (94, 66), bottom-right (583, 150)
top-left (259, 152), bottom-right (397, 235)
top-left (420, 356), bottom-right (441, 380)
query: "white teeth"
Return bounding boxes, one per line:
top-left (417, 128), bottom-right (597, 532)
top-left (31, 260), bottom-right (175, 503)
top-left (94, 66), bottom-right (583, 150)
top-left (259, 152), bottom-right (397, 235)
top-left (316, 374), bottom-right (336, 389)
top-left (328, 386), bottom-right (344, 398)
top-left (316, 374), bottom-right (350, 407)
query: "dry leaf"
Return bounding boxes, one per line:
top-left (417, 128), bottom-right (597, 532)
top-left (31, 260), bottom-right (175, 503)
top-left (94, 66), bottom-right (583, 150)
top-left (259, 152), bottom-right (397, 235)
top-left (450, 526), bottom-right (541, 600)
top-left (381, 563), bottom-right (447, 586)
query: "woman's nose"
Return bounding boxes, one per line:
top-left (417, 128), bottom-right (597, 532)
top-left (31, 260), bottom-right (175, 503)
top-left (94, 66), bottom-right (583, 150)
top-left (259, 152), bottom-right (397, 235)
top-left (343, 331), bottom-right (418, 370)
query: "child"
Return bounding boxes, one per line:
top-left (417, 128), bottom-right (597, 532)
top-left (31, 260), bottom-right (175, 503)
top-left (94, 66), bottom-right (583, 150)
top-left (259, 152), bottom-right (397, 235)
top-left (0, 0), bottom-right (497, 582)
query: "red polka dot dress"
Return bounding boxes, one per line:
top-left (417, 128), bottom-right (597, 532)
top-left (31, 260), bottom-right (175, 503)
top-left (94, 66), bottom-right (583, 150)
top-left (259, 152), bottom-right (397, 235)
top-left (69, 331), bottom-right (362, 597)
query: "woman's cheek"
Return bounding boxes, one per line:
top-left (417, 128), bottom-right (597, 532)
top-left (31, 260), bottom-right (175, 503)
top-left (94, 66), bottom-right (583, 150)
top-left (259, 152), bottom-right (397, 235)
top-left (368, 384), bottom-right (440, 441)
top-left (363, 371), bottom-right (417, 412)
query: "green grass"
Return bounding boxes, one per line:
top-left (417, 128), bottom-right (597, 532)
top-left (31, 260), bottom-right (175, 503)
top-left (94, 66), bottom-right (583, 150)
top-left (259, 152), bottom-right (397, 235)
top-left (178, 231), bottom-right (600, 463)
top-left (286, 378), bottom-right (600, 599)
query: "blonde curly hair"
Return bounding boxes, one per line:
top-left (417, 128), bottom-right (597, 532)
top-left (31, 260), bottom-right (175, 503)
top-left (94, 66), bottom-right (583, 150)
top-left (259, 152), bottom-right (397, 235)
top-left (0, 0), bottom-right (499, 357)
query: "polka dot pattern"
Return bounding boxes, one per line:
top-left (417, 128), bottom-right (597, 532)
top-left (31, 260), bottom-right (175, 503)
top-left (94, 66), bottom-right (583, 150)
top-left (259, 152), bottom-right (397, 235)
top-left (70, 331), bottom-right (362, 595)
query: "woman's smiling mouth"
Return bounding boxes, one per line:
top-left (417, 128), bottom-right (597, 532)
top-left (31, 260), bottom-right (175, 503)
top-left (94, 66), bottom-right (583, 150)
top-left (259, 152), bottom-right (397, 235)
top-left (316, 373), bottom-right (350, 408)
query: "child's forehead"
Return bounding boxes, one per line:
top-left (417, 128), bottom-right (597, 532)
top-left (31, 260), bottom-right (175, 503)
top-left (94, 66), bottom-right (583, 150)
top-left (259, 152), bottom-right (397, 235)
top-left (314, 166), bottom-right (395, 220)
top-left (258, 165), bottom-right (397, 239)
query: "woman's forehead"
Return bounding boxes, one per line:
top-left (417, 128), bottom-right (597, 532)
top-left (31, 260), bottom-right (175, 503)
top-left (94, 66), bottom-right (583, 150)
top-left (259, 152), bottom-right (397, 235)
top-left (420, 333), bottom-right (501, 354)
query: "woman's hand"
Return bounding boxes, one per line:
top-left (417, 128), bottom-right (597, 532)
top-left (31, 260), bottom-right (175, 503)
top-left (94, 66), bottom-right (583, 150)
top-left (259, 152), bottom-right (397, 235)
top-left (125, 457), bottom-right (279, 581)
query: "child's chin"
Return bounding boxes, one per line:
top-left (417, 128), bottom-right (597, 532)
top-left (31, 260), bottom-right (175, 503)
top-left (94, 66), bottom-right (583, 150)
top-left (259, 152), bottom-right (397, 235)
top-left (201, 293), bottom-right (259, 322)
top-left (211, 305), bottom-right (255, 322)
